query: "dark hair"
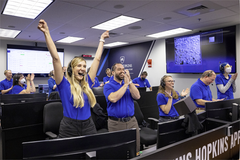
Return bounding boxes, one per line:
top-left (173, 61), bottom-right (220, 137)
top-left (13, 73), bottom-right (23, 86)
top-left (141, 71), bottom-right (148, 76)
top-left (111, 63), bottom-right (122, 72)
top-left (219, 62), bottom-right (228, 74)
top-left (49, 70), bottom-right (54, 77)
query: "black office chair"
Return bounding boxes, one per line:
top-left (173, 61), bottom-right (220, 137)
top-left (134, 101), bottom-right (157, 150)
top-left (91, 103), bottom-right (108, 133)
top-left (43, 102), bottom-right (63, 139)
top-left (48, 91), bottom-right (61, 101)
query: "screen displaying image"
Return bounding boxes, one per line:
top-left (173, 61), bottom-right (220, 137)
top-left (166, 26), bottom-right (236, 73)
top-left (7, 45), bottom-right (64, 77)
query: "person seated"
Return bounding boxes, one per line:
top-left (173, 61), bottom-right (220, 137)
top-left (157, 75), bottom-right (189, 123)
top-left (132, 71), bottom-right (152, 91)
top-left (87, 67), bottom-right (103, 88)
top-left (215, 62), bottom-right (237, 100)
top-left (0, 70), bottom-right (13, 94)
top-left (103, 68), bottom-right (111, 84)
top-left (190, 70), bottom-right (223, 114)
top-left (12, 73), bottom-right (36, 94)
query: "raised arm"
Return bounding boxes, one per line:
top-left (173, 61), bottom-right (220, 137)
top-left (38, 19), bottom-right (63, 85)
top-left (88, 31), bottom-right (109, 82)
top-left (19, 74), bottom-right (31, 94)
top-left (160, 91), bottom-right (173, 114)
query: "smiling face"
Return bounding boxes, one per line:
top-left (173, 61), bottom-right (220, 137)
top-left (113, 63), bottom-right (125, 81)
top-left (5, 70), bottom-right (12, 79)
top-left (164, 76), bottom-right (175, 90)
top-left (72, 58), bottom-right (87, 81)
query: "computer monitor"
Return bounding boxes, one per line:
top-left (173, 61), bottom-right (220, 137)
top-left (22, 129), bottom-right (136, 159)
top-left (0, 93), bottom-right (47, 105)
top-left (38, 84), bottom-right (49, 94)
top-left (137, 87), bottom-right (146, 93)
top-left (205, 98), bottom-right (240, 122)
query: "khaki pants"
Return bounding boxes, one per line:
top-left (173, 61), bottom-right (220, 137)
top-left (108, 116), bottom-right (140, 152)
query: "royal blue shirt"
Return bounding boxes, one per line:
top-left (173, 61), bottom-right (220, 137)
top-left (48, 77), bottom-right (59, 96)
top-left (57, 75), bottom-right (93, 120)
top-left (156, 92), bottom-right (180, 117)
top-left (103, 79), bottom-right (134, 118)
top-left (12, 84), bottom-right (27, 94)
top-left (0, 78), bottom-right (13, 94)
top-left (92, 77), bottom-right (100, 88)
top-left (215, 74), bottom-right (234, 100)
top-left (103, 76), bottom-right (111, 84)
top-left (190, 78), bottom-right (213, 108)
top-left (132, 77), bottom-right (151, 88)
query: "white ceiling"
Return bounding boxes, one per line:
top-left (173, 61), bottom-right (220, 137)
top-left (0, 0), bottom-right (239, 48)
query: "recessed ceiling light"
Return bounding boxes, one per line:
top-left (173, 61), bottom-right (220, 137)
top-left (146, 28), bottom-right (192, 38)
top-left (163, 17), bottom-right (172, 20)
top-left (0, 28), bottom-right (21, 38)
top-left (92, 15), bottom-right (142, 31)
top-left (2, 0), bottom-right (53, 19)
top-left (114, 5), bottom-right (124, 9)
top-left (104, 42), bottom-right (129, 47)
top-left (128, 26), bottom-right (141, 30)
top-left (8, 25), bottom-right (15, 28)
top-left (56, 36), bottom-right (84, 43)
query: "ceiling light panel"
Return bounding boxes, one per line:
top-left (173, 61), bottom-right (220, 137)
top-left (2, 0), bottom-right (53, 19)
top-left (146, 28), bottom-right (192, 38)
top-left (56, 37), bottom-right (84, 43)
top-left (104, 42), bottom-right (129, 47)
top-left (0, 28), bottom-right (21, 38)
top-left (92, 15), bottom-right (142, 31)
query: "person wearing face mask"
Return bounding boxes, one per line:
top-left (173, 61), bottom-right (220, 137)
top-left (0, 70), bottom-right (13, 94)
top-left (48, 70), bottom-right (59, 97)
top-left (215, 63), bottom-right (238, 100)
top-left (12, 73), bottom-right (36, 94)
top-left (157, 75), bottom-right (189, 122)
top-left (132, 71), bottom-right (152, 91)
top-left (190, 70), bottom-right (223, 113)
top-left (38, 19), bottom-right (109, 138)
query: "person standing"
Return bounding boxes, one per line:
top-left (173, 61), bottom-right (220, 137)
top-left (215, 62), bottom-right (237, 100)
top-left (103, 63), bottom-right (141, 153)
top-left (132, 71), bottom-right (152, 91)
top-left (38, 19), bottom-right (109, 138)
top-left (48, 70), bottom-right (59, 96)
top-left (0, 70), bottom-right (13, 94)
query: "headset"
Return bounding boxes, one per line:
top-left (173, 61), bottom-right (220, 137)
top-left (67, 60), bottom-right (73, 77)
top-left (219, 62), bottom-right (228, 74)
top-left (160, 77), bottom-right (165, 88)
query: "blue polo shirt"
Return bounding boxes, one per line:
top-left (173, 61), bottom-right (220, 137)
top-left (0, 78), bottom-right (13, 94)
top-left (215, 74), bottom-right (233, 100)
top-left (57, 75), bottom-right (93, 120)
top-left (156, 92), bottom-right (180, 117)
top-left (92, 77), bottom-right (100, 88)
top-left (103, 79), bottom-right (134, 118)
top-left (132, 77), bottom-right (151, 88)
top-left (190, 78), bottom-right (213, 108)
top-left (48, 77), bottom-right (59, 96)
top-left (12, 84), bottom-right (27, 94)
top-left (103, 76), bottom-right (111, 84)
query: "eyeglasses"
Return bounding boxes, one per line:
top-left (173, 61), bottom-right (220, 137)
top-left (166, 80), bottom-right (175, 83)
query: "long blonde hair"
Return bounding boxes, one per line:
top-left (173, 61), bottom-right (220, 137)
top-left (66, 57), bottom-right (96, 108)
top-left (157, 75), bottom-right (179, 99)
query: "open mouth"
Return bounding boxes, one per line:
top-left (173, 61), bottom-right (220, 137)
top-left (78, 73), bottom-right (84, 76)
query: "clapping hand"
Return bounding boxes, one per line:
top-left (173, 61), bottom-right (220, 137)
top-left (181, 88), bottom-right (189, 97)
top-left (231, 73), bottom-right (238, 80)
top-left (165, 90), bottom-right (172, 99)
top-left (124, 69), bottom-right (131, 85)
top-left (26, 74), bottom-right (31, 81)
top-left (30, 73), bottom-right (35, 81)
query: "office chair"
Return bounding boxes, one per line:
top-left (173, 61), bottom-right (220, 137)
top-left (91, 103), bottom-right (108, 133)
top-left (134, 101), bottom-right (157, 150)
top-left (43, 102), bottom-right (63, 139)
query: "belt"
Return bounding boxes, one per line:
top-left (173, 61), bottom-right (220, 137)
top-left (160, 116), bottom-right (178, 120)
top-left (196, 108), bottom-right (205, 110)
top-left (109, 116), bottom-right (134, 122)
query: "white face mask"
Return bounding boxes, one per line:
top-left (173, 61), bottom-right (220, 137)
top-left (225, 67), bottom-right (231, 73)
top-left (20, 78), bottom-right (26, 84)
